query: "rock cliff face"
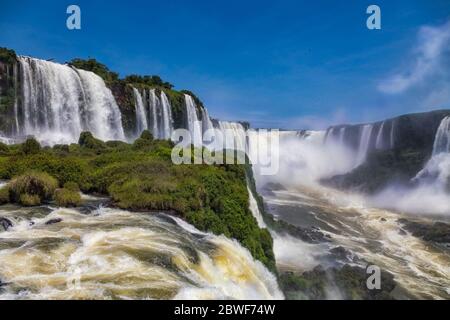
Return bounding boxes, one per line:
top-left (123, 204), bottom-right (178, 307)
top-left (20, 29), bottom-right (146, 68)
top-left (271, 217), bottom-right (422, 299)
top-left (322, 110), bottom-right (450, 194)
top-left (0, 48), bottom-right (18, 135)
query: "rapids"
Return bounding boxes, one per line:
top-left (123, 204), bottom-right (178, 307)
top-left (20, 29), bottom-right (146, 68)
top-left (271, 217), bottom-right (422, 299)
top-left (0, 205), bottom-right (283, 300)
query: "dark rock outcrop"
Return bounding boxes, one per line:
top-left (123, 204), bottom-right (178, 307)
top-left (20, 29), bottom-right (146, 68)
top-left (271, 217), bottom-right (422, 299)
top-left (45, 218), bottom-right (63, 225)
top-left (398, 219), bottom-right (450, 244)
top-left (0, 217), bottom-right (13, 231)
top-left (280, 264), bottom-right (397, 300)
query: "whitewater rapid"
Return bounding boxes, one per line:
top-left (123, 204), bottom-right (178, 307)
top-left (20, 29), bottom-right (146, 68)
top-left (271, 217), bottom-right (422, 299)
top-left (0, 206), bottom-right (283, 300)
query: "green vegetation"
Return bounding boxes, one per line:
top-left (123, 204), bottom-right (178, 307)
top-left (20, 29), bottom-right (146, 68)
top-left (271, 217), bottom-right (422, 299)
top-left (124, 75), bottom-right (173, 90)
top-left (0, 47), bottom-right (17, 64)
top-left (54, 188), bottom-right (82, 207)
top-left (19, 193), bottom-right (41, 206)
top-left (0, 187), bottom-right (9, 204)
top-left (64, 181), bottom-right (80, 192)
top-left (0, 132), bottom-right (275, 271)
top-left (0, 142), bottom-right (9, 155)
top-left (7, 171), bottom-right (58, 205)
top-left (21, 137), bottom-right (42, 155)
top-left (78, 131), bottom-right (106, 150)
top-left (69, 58), bottom-right (119, 83)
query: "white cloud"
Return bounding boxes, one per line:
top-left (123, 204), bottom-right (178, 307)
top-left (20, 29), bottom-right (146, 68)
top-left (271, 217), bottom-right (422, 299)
top-left (378, 20), bottom-right (450, 94)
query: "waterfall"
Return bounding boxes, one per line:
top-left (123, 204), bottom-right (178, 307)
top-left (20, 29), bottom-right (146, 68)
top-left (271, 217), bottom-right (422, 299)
top-left (16, 56), bottom-right (124, 145)
top-left (217, 121), bottom-right (247, 152)
top-left (184, 94), bottom-right (203, 147)
top-left (76, 69), bottom-right (125, 141)
top-left (247, 186), bottom-right (267, 228)
top-left (160, 91), bottom-right (173, 140)
top-left (132, 88), bottom-right (148, 136)
top-left (201, 107), bottom-right (215, 134)
top-left (356, 124), bottom-right (374, 165)
top-left (390, 120), bottom-right (395, 149)
top-left (375, 121), bottom-right (385, 149)
top-left (148, 89), bottom-right (159, 138)
top-left (432, 116), bottom-right (450, 155)
top-left (13, 63), bottom-right (19, 134)
top-left (324, 127), bottom-right (334, 144)
top-left (134, 89), bottom-right (174, 140)
top-left (338, 127), bottom-right (346, 144)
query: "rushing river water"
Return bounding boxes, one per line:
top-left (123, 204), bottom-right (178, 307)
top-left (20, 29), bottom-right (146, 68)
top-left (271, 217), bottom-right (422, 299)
top-left (0, 201), bottom-right (283, 300)
top-left (262, 184), bottom-right (450, 300)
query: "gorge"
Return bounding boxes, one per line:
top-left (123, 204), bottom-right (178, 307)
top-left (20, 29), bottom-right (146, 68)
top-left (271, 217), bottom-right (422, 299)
top-left (0, 47), bottom-right (449, 300)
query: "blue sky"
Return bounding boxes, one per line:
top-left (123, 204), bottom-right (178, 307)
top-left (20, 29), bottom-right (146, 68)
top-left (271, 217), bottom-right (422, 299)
top-left (1, 0), bottom-right (449, 129)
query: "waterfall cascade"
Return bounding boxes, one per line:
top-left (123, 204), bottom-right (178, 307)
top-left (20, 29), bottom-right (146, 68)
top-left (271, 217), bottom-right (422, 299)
top-left (432, 116), bottom-right (450, 155)
top-left (132, 88), bottom-right (173, 139)
top-left (390, 120), bottom-right (395, 149)
top-left (414, 116), bottom-right (450, 185)
top-left (375, 122), bottom-right (385, 149)
top-left (16, 56), bottom-right (125, 145)
top-left (184, 94), bottom-right (203, 147)
top-left (217, 121), bottom-right (247, 152)
top-left (355, 124), bottom-right (374, 166)
top-left (160, 91), bottom-right (174, 139)
top-left (132, 88), bottom-right (148, 136)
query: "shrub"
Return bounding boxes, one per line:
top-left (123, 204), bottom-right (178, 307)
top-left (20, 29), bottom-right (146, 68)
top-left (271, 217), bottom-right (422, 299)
top-left (0, 186), bottom-right (9, 204)
top-left (140, 130), bottom-right (154, 141)
top-left (19, 194), bottom-right (41, 206)
top-left (0, 142), bottom-right (9, 155)
top-left (53, 144), bottom-right (70, 153)
top-left (21, 138), bottom-right (41, 155)
top-left (78, 132), bottom-right (106, 150)
top-left (63, 182), bottom-right (80, 192)
top-left (0, 47), bottom-right (17, 64)
top-left (69, 58), bottom-right (119, 83)
top-left (54, 188), bottom-right (82, 207)
top-left (8, 172), bottom-right (58, 203)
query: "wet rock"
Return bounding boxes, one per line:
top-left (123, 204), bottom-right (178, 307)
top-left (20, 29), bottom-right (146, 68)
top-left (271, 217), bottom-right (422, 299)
top-left (0, 217), bottom-right (13, 231)
top-left (280, 264), bottom-right (398, 300)
top-left (45, 218), bottom-right (62, 225)
top-left (330, 246), bottom-right (353, 263)
top-left (398, 219), bottom-right (450, 244)
top-left (398, 228), bottom-right (407, 236)
top-left (380, 218), bottom-right (387, 222)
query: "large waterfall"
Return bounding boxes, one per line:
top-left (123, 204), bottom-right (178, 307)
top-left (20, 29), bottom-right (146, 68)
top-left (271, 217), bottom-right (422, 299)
top-left (17, 56), bottom-right (125, 145)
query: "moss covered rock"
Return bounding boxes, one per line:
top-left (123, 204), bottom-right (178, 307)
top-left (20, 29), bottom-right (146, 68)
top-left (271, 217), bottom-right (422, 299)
top-left (0, 186), bottom-right (9, 204)
top-left (8, 172), bottom-right (58, 204)
top-left (21, 138), bottom-right (41, 155)
top-left (19, 194), bottom-right (41, 206)
top-left (54, 188), bottom-right (82, 207)
top-left (78, 132), bottom-right (106, 150)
